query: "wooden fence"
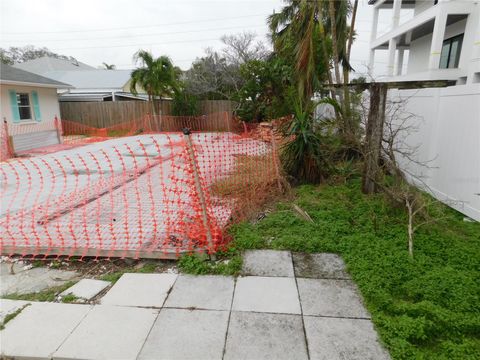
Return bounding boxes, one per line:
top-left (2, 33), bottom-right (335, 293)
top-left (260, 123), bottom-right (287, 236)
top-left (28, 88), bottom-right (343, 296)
top-left (60, 100), bottom-right (237, 128)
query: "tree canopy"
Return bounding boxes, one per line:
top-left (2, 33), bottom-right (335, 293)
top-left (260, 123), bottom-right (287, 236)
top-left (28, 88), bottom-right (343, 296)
top-left (130, 50), bottom-right (179, 114)
top-left (0, 45), bottom-right (77, 65)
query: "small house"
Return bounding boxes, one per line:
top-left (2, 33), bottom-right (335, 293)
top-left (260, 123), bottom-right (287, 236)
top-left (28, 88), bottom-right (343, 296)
top-left (0, 64), bottom-right (71, 153)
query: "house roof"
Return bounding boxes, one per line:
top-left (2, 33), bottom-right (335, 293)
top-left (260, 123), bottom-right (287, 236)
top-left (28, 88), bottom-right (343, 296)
top-left (58, 92), bottom-right (114, 102)
top-left (0, 64), bottom-right (72, 88)
top-left (43, 69), bottom-right (133, 90)
top-left (13, 56), bottom-right (95, 75)
top-left (58, 92), bottom-right (148, 102)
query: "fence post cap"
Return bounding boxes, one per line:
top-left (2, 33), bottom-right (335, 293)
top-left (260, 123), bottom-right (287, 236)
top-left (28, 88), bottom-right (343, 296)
top-left (182, 128), bottom-right (191, 135)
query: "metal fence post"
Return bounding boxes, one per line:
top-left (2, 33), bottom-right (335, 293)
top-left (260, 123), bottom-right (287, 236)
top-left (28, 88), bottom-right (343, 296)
top-left (182, 128), bottom-right (216, 260)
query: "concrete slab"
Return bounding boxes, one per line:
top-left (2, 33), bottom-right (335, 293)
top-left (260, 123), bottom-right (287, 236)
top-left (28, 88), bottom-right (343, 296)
top-left (60, 279), bottom-right (111, 300)
top-left (54, 305), bottom-right (158, 360)
top-left (138, 308), bottom-right (229, 360)
top-left (232, 276), bottom-right (301, 314)
top-left (297, 278), bottom-right (370, 318)
top-left (0, 299), bottom-right (30, 322)
top-left (293, 252), bottom-right (350, 279)
top-left (0, 302), bottom-right (91, 359)
top-left (164, 275), bottom-right (234, 310)
top-left (224, 312), bottom-right (308, 360)
top-left (242, 250), bottom-right (294, 277)
top-left (0, 263), bottom-right (78, 296)
top-left (100, 273), bottom-right (177, 307)
top-left (304, 316), bottom-right (390, 360)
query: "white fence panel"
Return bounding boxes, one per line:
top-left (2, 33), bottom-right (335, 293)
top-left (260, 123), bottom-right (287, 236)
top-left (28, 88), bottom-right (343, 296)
top-left (388, 84), bottom-right (480, 221)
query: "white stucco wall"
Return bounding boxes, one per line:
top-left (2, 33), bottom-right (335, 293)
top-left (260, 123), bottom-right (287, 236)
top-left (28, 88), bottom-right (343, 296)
top-left (408, 33), bottom-right (432, 73)
top-left (387, 84), bottom-right (480, 221)
top-left (408, 18), bottom-right (468, 74)
top-left (0, 84), bottom-right (61, 151)
top-left (414, 0), bottom-right (435, 16)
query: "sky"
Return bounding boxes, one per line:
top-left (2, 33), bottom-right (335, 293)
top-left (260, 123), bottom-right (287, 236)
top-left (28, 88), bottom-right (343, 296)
top-left (0, 0), bottom-right (393, 76)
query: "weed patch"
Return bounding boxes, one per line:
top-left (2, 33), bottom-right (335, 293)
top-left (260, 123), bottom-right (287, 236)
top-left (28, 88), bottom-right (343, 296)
top-left (229, 179), bottom-right (480, 359)
top-left (3, 281), bottom-right (77, 302)
top-left (178, 251), bottom-right (242, 276)
top-left (0, 304), bottom-right (30, 330)
top-left (210, 154), bottom-right (287, 221)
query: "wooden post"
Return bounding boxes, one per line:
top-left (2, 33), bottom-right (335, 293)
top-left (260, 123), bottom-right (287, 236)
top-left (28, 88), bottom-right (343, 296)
top-left (267, 123), bottom-right (283, 192)
top-left (2, 118), bottom-right (14, 159)
top-left (54, 115), bottom-right (63, 144)
top-left (362, 83), bottom-right (388, 194)
top-left (182, 128), bottom-right (216, 261)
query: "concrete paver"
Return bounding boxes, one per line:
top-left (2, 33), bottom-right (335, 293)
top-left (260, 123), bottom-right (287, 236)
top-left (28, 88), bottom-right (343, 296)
top-left (232, 276), bottom-right (301, 314)
top-left (297, 278), bottom-right (370, 318)
top-left (293, 253), bottom-right (350, 279)
top-left (60, 279), bottom-right (111, 300)
top-left (304, 316), bottom-right (391, 360)
top-left (138, 308), bottom-right (229, 360)
top-left (0, 299), bottom-right (30, 322)
top-left (100, 273), bottom-right (177, 307)
top-left (0, 302), bottom-right (91, 360)
top-left (242, 250), bottom-right (294, 277)
top-left (224, 312), bottom-right (308, 360)
top-left (0, 263), bottom-right (78, 296)
top-left (164, 275), bottom-right (234, 310)
top-left (53, 305), bottom-right (158, 360)
top-left (0, 251), bottom-right (390, 360)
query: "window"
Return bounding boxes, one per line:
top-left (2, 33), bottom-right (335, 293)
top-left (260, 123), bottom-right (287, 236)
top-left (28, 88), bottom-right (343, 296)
top-left (16, 93), bottom-right (32, 120)
top-left (439, 34), bottom-right (463, 69)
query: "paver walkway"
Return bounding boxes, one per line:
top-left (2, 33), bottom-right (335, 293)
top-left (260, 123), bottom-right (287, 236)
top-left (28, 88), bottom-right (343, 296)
top-left (0, 250), bottom-right (391, 360)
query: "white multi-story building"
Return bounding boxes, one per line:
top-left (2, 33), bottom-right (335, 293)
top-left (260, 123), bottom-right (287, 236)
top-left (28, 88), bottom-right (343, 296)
top-left (368, 0), bottom-right (480, 84)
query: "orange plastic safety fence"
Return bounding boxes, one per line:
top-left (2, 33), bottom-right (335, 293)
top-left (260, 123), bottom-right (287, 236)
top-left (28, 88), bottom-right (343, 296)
top-left (0, 129), bottom-right (282, 259)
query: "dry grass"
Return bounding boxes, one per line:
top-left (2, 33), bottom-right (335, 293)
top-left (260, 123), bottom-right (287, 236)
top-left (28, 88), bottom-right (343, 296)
top-left (210, 154), bottom-right (289, 221)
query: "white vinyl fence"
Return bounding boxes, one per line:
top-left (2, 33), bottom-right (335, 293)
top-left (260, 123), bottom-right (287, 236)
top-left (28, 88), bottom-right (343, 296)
top-left (387, 84), bottom-right (480, 221)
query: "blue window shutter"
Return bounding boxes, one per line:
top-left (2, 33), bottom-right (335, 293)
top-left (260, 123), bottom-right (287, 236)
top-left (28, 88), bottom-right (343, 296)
top-left (8, 90), bottom-right (20, 123)
top-left (31, 91), bottom-right (41, 121)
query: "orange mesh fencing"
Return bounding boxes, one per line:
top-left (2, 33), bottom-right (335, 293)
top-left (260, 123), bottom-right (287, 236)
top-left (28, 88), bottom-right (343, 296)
top-left (50, 112), bottom-right (240, 149)
top-left (0, 125), bottom-right (284, 259)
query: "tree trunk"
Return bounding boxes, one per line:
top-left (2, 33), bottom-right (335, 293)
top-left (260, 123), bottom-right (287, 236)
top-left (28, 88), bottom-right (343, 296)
top-left (328, 0), bottom-right (346, 132)
top-left (317, 4), bottom-right (335, 100)
top-left (347, 0), bottom-right (358, 62)
top-left (149, 94), bottom-right (156, 117)
top-left (362, 83), bottom-right (388, 194)
top-left (342, 0), bottom-right (359, 135)
top-left (328, 1), bottom-right (342, 88)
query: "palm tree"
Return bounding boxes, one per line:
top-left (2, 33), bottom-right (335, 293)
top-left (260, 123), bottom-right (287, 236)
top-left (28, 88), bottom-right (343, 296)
top-left (269, 0), bottom-right (330, 102)
top-left (269, 0), bottom-right (355, 133)
top-left (130, 50), bottom-right (179, 115)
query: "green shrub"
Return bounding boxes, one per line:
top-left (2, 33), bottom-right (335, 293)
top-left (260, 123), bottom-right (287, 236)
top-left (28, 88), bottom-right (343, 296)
top-left (172, 91), bottom-right (199, 116)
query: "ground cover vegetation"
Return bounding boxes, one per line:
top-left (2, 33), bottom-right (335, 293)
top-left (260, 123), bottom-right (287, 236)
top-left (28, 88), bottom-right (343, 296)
top-left (177, 1), bottom-right (479, 359)
top-left (5, 3), bottom-right (478, 358)
top-left (185, 179), bottom-right (478, 359)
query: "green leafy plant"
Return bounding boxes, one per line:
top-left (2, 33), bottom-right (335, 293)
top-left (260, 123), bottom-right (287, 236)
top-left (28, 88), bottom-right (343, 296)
top-left (178, 253), bottom-right (242, 276)
top-left (280, 97), bottom-right (332, 183)
top-left (172, 91), bottom-right (199, 116)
